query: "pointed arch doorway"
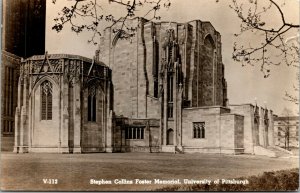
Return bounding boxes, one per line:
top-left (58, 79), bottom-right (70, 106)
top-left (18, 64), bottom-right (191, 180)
top-left (167, 128), bottom-right (174, 145)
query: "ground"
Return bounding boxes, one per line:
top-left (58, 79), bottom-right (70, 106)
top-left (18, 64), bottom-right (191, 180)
top-left (0, 152), bottom-right (298, 191)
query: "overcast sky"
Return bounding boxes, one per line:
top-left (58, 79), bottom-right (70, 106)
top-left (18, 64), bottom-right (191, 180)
top-left (46, 0), bottom-right (299, 115)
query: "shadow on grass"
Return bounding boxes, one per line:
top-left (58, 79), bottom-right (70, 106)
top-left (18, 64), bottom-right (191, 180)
top-left (156, 168), bottom-right (299, 191)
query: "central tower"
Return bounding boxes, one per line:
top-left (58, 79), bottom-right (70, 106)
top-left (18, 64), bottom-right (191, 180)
top-left (159, 26), bottom-right (184, 151)
top-left (98, 17), bottom-right (229, 153)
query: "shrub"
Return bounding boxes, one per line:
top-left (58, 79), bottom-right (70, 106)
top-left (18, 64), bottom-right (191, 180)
top-left (155, 168), bottom-right (299, 191)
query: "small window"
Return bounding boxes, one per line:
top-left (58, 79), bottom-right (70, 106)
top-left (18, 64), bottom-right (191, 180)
top-left (41, 80), bottom-right (52, 120)
top-left (193, 122), bottom-right (205, 139)
top-left (126, 127), bottom-right (144, 139)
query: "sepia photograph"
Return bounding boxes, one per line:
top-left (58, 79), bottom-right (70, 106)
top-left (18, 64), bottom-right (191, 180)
top-left (1, 0), bottom-right (299, 191)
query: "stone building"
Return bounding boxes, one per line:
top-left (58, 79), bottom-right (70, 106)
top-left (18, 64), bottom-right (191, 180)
top-left (1, 0), bottom-right (46, 151)
top-left (274, 116), bottom-right (299, 149)
top-left (1, 51), bottom-right (21, 151)
top-left (13, 53), bottom-right (113, 153)
top-left (97, 18), bottom-right (274, 154)
top-left (229, 104), bottom-right (274, 154)
top-left (2, 0), bottom-right (46, 57)
top-left (13, 17), bottom-right (276, 154)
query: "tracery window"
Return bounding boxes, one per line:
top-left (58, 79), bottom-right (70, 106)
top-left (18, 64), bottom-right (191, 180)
top-left (193, 122), bottom-right (205, 139)
top-left (41, 80), bottom-right (52, 120)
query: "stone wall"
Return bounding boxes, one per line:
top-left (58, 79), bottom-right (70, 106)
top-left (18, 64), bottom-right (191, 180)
top-left (81, 88), bottom-right (106, 153)
top-left (229, 104), bottom-right (275, 154)
top-left (101, 18), bottom-right (149, 118)
top-left (99, 18), bottom-right (228, 120)
top-left (220, 114), bottom-right (244, 154)
top-left (146, 96), bottom-right (160, 119)
top-left (112, 117), bottom-right (160, 152)
top-left (182, 106), bottom-right (243, 154)
top-left (229, 104), bottom-right (255, 154)
top-left (234, 115), bottom-right (245, 150)
top-left (31, 78), bottom-right (60, 147)
top-left (14, 54), bottom-right (112, 153)
top-left (188, 21), bottom-right (225, 107)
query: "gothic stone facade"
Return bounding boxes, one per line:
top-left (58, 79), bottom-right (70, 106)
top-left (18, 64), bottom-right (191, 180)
top-left (13, 54), bottom-right (113, 153)
top-left (98, 18), bottom-right (274, 154)
top-left (14, 18), bottom-right (275, 154)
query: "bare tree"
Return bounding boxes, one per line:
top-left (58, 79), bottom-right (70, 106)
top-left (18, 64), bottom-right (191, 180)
top-left (279, 107), bottom-right (294, 150)
top-left (284, 78), bottom-right (299, 105)
top-left (52, 0), bottom-right (171, 44)
top-left (225, 0), bottom-right (299, 77)
top-left (52, 0), bottom-right (299, 103)
top-left (218, 0), bottom-right (299, 104)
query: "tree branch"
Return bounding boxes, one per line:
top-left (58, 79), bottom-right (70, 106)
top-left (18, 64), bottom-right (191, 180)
top-left (52, 0), bottom-right (171, 44)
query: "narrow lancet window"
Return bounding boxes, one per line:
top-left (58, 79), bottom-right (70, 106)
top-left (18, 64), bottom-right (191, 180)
top-left (41, 80), bottom-right (52, 120)
top-left (88, 88), bottom-right (96, 122)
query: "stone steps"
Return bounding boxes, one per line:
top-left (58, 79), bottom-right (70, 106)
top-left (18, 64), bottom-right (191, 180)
top-left (266, 146), bottom-right (293, 157)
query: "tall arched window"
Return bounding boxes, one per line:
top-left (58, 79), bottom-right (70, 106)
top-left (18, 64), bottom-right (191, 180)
top-left (88, 87), bottom-right (96, 122)
top-left (167, 73), bottom-right (173, 118)
top-left (199, 34), bottom-right (215, 106)
top-left (41, 80), bottom-right (52, 120)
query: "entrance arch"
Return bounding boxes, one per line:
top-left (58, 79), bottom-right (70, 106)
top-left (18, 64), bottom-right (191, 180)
top-left (167, 129), bottom-right (174, 145)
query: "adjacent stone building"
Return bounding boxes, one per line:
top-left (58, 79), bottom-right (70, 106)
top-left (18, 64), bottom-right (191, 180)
top-left (13, 17), bottom-right (276, 154)
top-left (274, 116), bottom-right (299, 149)
top-left (2, 0), bottom-right (46, 57)
top-left (229, 104), bottom-right (274, 154)
top-left (1, 0), bottom-right (46, 151)
top-left (1, 51), bottom-right (21, 151)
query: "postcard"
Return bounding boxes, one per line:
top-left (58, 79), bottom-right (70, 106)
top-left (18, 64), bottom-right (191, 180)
top-left (1, 0), bottom-right (299, 191)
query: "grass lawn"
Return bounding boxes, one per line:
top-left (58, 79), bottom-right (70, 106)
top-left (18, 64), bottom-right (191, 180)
top-left (0, 152), bottom-right (298, 191)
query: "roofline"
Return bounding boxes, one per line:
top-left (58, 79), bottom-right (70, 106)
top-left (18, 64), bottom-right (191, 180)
top-left (183, 105), bottom-right (230, 110)
top-left (22, 53), bottom-right (107, 67)
top-left (2, 50), bottom-right (22, 60)
top-left (229, 103), bottom-right (273, 111)
top-left (229, 103), bottom-right (254, 107)
top-left (221, 113), bottom-right (244, 117)
top-left (103, 17), bottom-right (219, 34)
top-left (274, 116), bottom-right (299, 120)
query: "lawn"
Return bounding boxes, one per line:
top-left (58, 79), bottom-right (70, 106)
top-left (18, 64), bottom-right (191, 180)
top-left (0, 152), bottom-right (298, 191)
